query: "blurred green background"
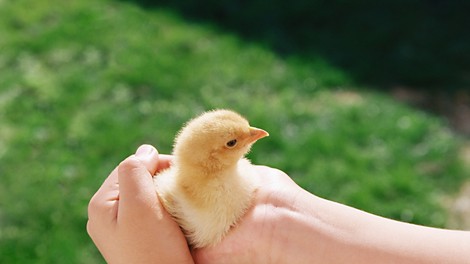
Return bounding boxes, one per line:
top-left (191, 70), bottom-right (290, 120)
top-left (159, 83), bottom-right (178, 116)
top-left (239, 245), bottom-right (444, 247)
top-left (0, 0), bottom-right (469, 263)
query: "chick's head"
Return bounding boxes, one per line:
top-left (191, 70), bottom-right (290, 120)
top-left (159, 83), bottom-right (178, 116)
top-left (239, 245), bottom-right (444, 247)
top-left (173, 109), bottom-right (268, 171)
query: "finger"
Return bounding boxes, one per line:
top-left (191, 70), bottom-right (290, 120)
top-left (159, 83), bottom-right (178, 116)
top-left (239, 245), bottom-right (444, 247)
top-left (87, 166), bottom-right (120, 222)
top-left (135, 144), bottom-right (159, 175)
top-left (120, 144), bottom-right (160, 201)
top-left (192, 248), bottom-right (215, 264)
top-left (117, 154), bottom-right (161, 223)
top-left (254, 165), bottom-right (297, 185)
top-left (156, 154), bottom-right (173, 173)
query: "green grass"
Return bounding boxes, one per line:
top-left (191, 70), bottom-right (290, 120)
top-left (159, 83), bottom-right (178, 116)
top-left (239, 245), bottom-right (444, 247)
top-left (0, 0), bottom-right (468, 263)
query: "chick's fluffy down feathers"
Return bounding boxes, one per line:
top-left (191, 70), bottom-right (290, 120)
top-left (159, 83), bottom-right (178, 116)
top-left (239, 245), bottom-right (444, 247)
top-left (153, 109), bottom-right (268, 248)
top-left (155, 158), bottom-right (258, 248)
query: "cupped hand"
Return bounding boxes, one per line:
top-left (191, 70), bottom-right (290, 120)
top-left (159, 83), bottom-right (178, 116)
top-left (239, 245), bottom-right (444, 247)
top-left (87, 145), bottom-right (193, 264)
top-left (192, 165), bottom-right (308, 264)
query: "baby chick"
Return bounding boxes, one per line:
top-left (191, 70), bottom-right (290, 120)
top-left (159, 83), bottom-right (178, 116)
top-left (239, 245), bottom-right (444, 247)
top-left (153, 109), bottom-right (269, 248)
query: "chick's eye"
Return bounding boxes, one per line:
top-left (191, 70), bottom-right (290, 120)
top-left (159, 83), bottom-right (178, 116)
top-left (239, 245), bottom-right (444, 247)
top-left (226, 139), bottom-right (237, 148)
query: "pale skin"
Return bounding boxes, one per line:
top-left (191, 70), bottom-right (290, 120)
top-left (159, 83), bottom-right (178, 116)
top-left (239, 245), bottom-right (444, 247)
top-left (87, 144), bottom-right (470, 264)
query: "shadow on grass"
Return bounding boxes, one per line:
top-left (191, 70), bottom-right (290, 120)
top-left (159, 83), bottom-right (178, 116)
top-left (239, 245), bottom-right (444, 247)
top-left (119, 0), bottom-right (469, 91)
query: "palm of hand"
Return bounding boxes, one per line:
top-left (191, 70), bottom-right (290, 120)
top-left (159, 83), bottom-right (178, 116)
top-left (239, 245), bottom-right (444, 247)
top-left (192, 166), bottom-right (302, 264)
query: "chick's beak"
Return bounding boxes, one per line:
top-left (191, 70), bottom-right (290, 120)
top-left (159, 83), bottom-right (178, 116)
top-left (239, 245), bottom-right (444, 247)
top-left (248, 126), bottom-right (269, 143)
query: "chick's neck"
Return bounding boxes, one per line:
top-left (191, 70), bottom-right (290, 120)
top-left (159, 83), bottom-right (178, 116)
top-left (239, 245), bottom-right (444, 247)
top-left (175, 152), bottom-right (238, 176)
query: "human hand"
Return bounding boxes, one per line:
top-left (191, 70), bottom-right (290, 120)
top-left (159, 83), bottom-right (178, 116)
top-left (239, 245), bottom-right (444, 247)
top-left (87, 145), bottom-right (193, 264)
top-left (192, 165), bottom-right (310, 264)
top-left (87, 146), bottom-right (470, 264)
top-left (193, 166), bottom-right (470, 264)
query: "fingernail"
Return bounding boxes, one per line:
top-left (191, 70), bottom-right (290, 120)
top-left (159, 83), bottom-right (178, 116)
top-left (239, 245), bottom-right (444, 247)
top-left (135, 144), bottom-right (153, 157)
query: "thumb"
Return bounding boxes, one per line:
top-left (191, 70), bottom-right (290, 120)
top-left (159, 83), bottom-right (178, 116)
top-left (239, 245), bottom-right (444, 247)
top-left (117, 145), bottom-right (160, 222)
top-left (134, 144), bottom-right (159, 175)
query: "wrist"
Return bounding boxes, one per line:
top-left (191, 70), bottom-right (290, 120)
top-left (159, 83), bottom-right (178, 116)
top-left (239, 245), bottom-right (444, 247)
top-left (270, 189), bottom-right (387, 263)
top-left (269, 190), bottom-right (332, 263)
top-left (276, 190), bottom-right (470, 264)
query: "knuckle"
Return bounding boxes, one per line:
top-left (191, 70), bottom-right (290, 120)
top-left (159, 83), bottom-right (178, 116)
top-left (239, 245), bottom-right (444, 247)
top-left (86, 220), bottom-right (94, 237)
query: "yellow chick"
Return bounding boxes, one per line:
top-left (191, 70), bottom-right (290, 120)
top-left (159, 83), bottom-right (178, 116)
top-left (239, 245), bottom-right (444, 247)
top-left (153, 109), bottom-right (269, 248)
